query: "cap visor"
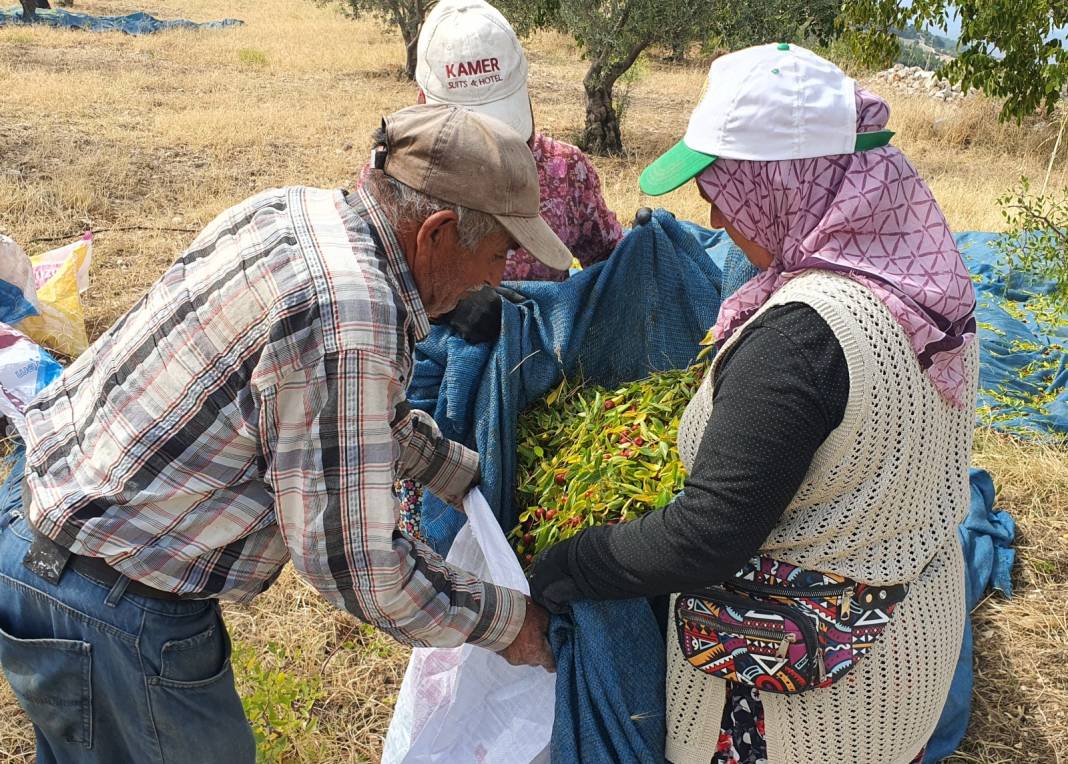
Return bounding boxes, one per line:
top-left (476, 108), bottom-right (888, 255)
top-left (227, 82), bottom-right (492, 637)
top-left (639, 140), bottom-right (717, 196)
top-left (496, 213), bottom-right (573, 272)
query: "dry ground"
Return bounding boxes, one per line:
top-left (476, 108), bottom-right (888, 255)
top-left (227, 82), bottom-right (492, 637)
top-left (1, 1), bottom-right (1066, 761)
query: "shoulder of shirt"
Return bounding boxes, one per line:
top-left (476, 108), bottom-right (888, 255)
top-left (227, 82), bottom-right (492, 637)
top-left (748, 302), bottom-right (837, 343)
top-left (724, 303), bottom-right (844, 377)
top-left (249, 187), bottom-right (405, 356)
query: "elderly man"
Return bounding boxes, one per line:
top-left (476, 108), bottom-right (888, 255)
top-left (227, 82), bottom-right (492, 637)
top-left (0, 104), bottom-right (566, 763)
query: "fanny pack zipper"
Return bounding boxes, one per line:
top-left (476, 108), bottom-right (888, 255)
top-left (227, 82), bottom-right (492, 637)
top-left (679, 589), bottom-right (822, 680)
top-left (725, 579), bottom-right (856, 623)
top-left (680, 609), bottom-right (799, 658)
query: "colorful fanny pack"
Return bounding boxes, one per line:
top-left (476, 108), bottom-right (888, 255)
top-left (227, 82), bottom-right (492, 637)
top-left (675, 556), bottom-right (908, 694)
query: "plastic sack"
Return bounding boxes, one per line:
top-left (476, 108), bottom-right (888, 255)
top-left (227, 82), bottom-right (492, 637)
top-left (0, 322), bottom-right (62, 439)
top-left (0, 234), bottom-right (40, 326)
top-left (18, 234), bottom-right (93, 357)
top-left (383, 488), bottom-right (555, 764)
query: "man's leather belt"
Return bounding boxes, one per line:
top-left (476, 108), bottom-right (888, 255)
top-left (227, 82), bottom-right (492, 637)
top-left (23, 523), bottom-right (197, 602)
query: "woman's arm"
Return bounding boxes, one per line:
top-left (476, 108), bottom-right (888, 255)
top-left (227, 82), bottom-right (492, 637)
top-left (528, 303), bottom-right (849, 612)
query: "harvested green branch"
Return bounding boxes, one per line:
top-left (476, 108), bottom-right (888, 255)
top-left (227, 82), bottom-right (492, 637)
top-left (512, 365), bottom-right (705, 564)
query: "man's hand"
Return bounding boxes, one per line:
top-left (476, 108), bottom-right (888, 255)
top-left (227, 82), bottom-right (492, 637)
top-left (496, 596), bottom-right (555, 672)
top-left (440, 285), bottom-right (527, 345)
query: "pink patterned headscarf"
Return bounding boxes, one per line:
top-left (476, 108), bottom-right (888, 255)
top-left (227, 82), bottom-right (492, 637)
top-left (700, 87), bottom-right (976, 408)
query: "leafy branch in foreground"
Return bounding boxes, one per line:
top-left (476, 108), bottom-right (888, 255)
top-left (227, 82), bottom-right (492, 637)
top-left (997, 177), bottom-right (1068, 307)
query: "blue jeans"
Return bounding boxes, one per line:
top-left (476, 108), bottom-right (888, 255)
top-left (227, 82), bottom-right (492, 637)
top-left (0, 451), bottom-right (255, 763)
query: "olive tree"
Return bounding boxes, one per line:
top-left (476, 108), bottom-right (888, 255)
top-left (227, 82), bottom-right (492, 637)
top-left (323, 0), bottom-right (435, 80)
top-left (497, 0), bottom-right (722, 155)
top-left (841, 0), bottom-right (1068, 120)
top-left (501, 0), bottom-right (840, 155)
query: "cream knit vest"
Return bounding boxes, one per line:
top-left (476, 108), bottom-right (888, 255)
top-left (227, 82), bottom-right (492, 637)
top-left (666, 270), bottom-right (978, 764)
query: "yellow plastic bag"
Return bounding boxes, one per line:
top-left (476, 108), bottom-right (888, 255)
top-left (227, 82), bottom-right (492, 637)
top-left (19, 235), bottom-right (92, 358)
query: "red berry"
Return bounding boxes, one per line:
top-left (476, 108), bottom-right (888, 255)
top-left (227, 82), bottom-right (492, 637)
top-left (555, 472), bottom-right (567, 485)
top-left (546, 509), bottom-right (557, 520)
top-left (523, 533), bottom-right (534, 545)
top-left (536, 507), bottom-right (545, 519)
top-left (633, 436), bottom-right (644, 446)
top-left (569, 517), bottom-right (581, 527)
top-left (584, 490), bottom-right (593, 498)
top-left (524, 554), bottom-right (534, 565)
top-left (621, 449), bottom-right (632, 459)
top-left (604, 400), bottom-right (616, 410)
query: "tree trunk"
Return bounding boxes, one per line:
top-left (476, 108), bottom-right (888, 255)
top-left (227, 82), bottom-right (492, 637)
top-left (579, 38), bottom-right (650, 156)
top-left (20, 0), bottom-right (36, 21)
top-left (580, 71), bottom-right (623, 156)
top-left (402, 29), bottom-right (418, 81)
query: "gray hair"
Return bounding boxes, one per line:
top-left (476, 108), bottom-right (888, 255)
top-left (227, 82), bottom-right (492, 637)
top-left (366, 129), bottom-right (504, 251)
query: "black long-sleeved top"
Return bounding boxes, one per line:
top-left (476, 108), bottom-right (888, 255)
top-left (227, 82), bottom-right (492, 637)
top-left (528, 302), bottom-right (850, 613)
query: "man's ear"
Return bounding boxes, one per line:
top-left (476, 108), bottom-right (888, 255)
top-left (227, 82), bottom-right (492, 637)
top-left (415, 209), bottom-right (460, 254)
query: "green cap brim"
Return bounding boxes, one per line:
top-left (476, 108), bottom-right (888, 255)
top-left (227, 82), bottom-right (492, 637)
top-left (639, 140), bottom-right (717, 196)
top-left (638, 130), bottom-right (896, 197)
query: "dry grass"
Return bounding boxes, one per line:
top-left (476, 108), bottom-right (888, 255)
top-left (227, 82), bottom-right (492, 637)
top-left (0, 2), bottom-right (1066, 762)
top-left (950, 431), bottom-right (1068, 764)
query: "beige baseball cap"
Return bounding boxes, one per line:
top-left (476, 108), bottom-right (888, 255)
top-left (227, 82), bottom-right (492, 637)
top-left (375, 104), bottom-right (571, 271)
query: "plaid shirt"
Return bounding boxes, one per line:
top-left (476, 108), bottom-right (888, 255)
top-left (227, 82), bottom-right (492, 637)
top-left (22, 186), bottom-right (525, 650)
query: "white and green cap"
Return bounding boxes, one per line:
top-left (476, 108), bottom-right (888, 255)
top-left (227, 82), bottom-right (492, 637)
top-left (640, 43), bottom-right (893, 196)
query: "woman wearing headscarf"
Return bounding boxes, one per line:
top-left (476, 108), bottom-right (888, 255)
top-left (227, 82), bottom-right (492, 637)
top-left (528, 44), bottom-right (978, 764)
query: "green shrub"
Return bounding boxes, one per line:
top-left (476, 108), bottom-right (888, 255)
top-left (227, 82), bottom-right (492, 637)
top-left (997, 178), bottom-right (1068, 309)
top-left (232, 640), bottom-right (324, 763)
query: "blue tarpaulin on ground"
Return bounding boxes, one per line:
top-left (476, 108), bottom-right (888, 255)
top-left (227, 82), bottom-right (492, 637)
top-left (0, 7), bottom-right (242, 34)
top-left (957, 232), bottom-right (1068, 440)
top-left (927, 468), bottom-right (1015, 763)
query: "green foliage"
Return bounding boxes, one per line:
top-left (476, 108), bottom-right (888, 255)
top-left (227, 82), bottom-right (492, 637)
top-left (997, 177), bottom-right (1068, 307)
top-left (499, 0), bottom-right (848, 153)
top-left (841, 0), bottom-right (1068, 121)
top-left (233, 640), bottom-right (324, 763)
top-left (512, 366), bottom-right (704, 561)
top-left (238, 48), bottom-right (269, 67)
top-left (712, 0), bottom-right (840, 51)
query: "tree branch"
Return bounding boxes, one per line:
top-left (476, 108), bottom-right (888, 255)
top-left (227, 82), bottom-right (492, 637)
top-left (610, 37), bottom-right (650, 81)
top-left (1005, 203), bottom-right (1068, 249)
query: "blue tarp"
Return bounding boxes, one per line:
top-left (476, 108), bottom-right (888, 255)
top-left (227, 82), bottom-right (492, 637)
top-left (957, 232), bottom-right (1068, 440)
top-left (413, 226), bottom-right (1063, 556)
top-left (927, 468), bottom-right (1016, 763)
top-left (549, 599), bottom-right (667, 763)
top-left (0, 7), bottom-right (242, 34)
